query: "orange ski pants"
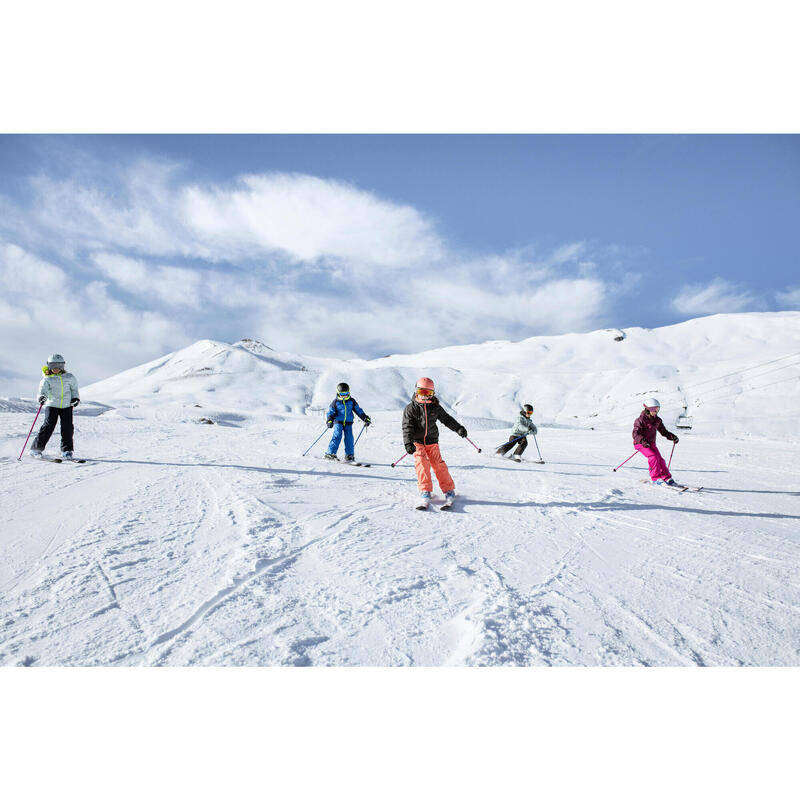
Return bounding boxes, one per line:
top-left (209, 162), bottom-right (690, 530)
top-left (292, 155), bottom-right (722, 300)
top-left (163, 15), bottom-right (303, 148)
top-left (413, 442), bottom-right (455, 494)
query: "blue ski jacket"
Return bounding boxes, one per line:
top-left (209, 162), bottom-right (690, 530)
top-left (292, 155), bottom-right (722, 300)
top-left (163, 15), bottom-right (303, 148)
top-left (327, 396), bottom-right (368, 425)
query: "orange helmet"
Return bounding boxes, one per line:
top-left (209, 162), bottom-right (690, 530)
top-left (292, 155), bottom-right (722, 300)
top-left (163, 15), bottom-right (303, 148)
top-left (415, 377), bottom-right (435, 403)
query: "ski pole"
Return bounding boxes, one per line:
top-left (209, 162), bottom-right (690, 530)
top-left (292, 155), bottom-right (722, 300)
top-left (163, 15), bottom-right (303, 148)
top-left (302, 427), bottom-right (329, 457)
top-left (667, 441), bottom-right (676, 470)
top-left (18, 402), bottom-right (44, 461)
top-left (612, 451), bottom-right (639, 472)
top-left (465, 436), bottom-right (481, 453)
top-left (391, 451), bottom-right (409, 468)
top-left (532, 433), bottom-right (545, 463)
top-left (494, 434), bottom-right (526, 450)
top-left (353, 423), bottom-right (367, 448)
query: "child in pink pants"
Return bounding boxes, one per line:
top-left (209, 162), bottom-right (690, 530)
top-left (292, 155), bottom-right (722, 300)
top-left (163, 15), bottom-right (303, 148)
top-left (632, 398), bottom-right (679, 485)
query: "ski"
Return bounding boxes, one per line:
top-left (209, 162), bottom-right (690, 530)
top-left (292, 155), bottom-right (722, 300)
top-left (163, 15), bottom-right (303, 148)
top-left (32, 455), bottom-right (62, 463)
top-left (415, 500), bottom-right (429, 511)
top-left (639, 479), bottom-right (700, 493)
top-left (439, 499), bottom-right (455, 511)
top-left (317, 456), bottom-right (370, 467)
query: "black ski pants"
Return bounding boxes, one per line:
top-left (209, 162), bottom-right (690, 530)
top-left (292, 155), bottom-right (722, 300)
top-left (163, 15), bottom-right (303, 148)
top-left (32, 406), bottom-right (74, 453)
top-left (497, 435), bottom-right (528, 456)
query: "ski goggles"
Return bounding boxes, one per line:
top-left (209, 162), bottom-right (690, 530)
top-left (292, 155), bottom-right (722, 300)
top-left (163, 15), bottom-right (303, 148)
top-left (415, 387), bottom-right (434, 398)
top-left (337, 392), bottom-right (350, 399)
top-left (523, 409), bottom-right (533, 416)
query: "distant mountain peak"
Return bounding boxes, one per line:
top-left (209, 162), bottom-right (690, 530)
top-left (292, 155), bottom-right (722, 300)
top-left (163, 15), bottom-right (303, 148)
top-left (236, 339), bottom-right (274, 354)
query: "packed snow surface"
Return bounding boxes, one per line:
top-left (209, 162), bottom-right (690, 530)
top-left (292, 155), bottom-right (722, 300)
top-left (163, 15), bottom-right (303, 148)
top-left (1, 312), bottom-right (799, 666)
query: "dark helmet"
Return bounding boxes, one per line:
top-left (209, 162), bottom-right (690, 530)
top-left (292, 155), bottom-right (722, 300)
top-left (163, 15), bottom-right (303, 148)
top-left (523, 404), bottom-right (534, 415)
top-left (337, 382), bottom-right (350, 396)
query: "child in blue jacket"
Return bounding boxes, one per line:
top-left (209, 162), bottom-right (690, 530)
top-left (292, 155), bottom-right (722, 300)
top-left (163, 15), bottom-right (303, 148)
top-left (325, 382), bottom-right (371, 461)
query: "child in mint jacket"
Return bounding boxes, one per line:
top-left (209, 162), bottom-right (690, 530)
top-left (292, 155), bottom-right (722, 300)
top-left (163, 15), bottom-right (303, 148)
top-left (31, 354), bottom-right (81, 459)
top-left (496, 404), bottom-right (537, 461)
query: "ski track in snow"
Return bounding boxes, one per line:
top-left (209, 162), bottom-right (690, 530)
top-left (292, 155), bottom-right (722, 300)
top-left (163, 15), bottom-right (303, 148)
top-left (1, 412), bottom-right (799, 666)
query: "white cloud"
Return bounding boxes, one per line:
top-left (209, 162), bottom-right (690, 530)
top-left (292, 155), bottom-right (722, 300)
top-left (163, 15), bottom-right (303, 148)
top-left (182, 173), bottom-right (445, 269)
top-left (671, 277), bottom-right (758, 315)
top-left (91, 252), bottom-right (204, 308)
top-left (0, 243), bottom-right (69, 293)
top-left (0, 242), bottom-right (190, 398)
top-left (13, 162), bottom-right (445, 272)
top-left (775, 286), bottom-right (800, 309)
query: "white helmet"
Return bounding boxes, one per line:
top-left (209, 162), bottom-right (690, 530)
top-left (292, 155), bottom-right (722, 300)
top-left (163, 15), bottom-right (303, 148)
top-left (47, 354), bottom-right (66, 366)
top-left (643, 398), bottom-right (660, 410)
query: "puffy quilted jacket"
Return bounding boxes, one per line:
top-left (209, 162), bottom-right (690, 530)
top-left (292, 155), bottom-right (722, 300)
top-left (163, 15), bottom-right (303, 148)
top-left (632, 409), bottom-right (672, 446)
top-left (326, 396), bottom-right (368, 425)
top-left (37, 367), bottom-right (80, 409)
top-left (511, 411), bottom-right (537, 438)
top-left (402, 396), bottom-right (461, 446)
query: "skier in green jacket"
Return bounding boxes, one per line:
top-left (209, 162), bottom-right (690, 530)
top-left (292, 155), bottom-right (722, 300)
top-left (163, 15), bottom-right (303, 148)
top-left (495, 404), bottom-right (537, 462)
top-left (30, 354), bottom-right (81, 460)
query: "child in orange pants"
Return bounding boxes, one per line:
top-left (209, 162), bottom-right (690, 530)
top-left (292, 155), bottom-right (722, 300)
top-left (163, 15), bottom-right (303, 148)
top-left (402, 377), bottom-right (467, 508)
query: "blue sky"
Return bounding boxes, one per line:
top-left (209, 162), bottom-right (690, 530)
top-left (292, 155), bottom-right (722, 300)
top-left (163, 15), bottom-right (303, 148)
top-left (1, 134), bottom-right (798, 395)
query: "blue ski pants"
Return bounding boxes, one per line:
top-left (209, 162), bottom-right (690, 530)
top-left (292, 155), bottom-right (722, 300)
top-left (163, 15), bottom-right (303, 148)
top-left (327, 423), bottom-right (354, 456)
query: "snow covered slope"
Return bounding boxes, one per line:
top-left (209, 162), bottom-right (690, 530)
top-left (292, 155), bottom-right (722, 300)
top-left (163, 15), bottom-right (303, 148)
top-left (81, 311), bottom-right (800, 438)
top-left (1, 311), bottom-right (798, 667)
top-left (1, 413), bottom-right (798, 666)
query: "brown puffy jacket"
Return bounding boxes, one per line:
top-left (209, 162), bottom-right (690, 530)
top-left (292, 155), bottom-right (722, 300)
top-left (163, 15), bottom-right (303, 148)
top-left (632, 410), bottom-right (674, 447)
top-left (402, 396), bottom-right (461, 446)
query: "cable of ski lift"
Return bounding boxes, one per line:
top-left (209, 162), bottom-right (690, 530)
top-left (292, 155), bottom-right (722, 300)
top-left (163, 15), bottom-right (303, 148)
top-left (587, 351), bottom-right (800, 427)
top-left (691, 371), bottom-right (800, 406)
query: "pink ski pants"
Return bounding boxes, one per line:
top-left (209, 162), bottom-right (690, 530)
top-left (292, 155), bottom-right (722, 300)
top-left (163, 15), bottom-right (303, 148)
top-left (634, 443), bottom-right (672, 481)
top-left (414, 442), bottom-right (455, 494)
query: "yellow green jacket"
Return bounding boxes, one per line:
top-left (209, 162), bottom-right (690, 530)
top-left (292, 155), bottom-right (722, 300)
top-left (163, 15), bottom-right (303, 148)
top-left (37, 366), bottom-right (80, 409)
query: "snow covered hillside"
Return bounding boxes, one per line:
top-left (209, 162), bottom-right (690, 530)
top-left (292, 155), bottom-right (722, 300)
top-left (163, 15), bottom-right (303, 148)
top-left (1, 311), bottom-right (799, 666)
top-left (80, 311), bottom-right (800, 438)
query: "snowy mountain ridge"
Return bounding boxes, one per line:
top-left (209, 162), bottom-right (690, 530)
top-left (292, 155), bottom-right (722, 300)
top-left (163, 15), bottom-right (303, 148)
top-left (80, 311), bottom-right (800, 438)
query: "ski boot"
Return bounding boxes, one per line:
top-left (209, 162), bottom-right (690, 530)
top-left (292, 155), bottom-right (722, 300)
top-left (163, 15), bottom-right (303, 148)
top-left (440, 490), bottom-right (456, 510)
top-left (323, 453), bottom-right (339, 461)
top-left (344, 454), bottom-right (355, 462)
top-left (665, 478), bottom-right (677, 486)
top-left (29, 450), bottom-right (43, 459)
top-left (61, 451), bottom-right (74, 461)
top-left (512, 455), bottom-right (522, 462)
top-left (416, 491), bottom-right (432, 510)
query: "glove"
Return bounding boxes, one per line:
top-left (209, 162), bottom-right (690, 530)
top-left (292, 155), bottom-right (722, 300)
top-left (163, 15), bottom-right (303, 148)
top-left (71, 398), bottom-right (80, 407)
top-left (363, 416), bottom-right (371, 427)
top-left (405, 442), bottom-right (416, 455)
top-left (457, 426), bottom-right (467, 438)
top-left (326, 419), bottom-right (334, 429)
top-left (37, 395), bottom-right (46, 404)
top-left (531, 424), bottom-right (538, 435)
top-left (668, 433), bottom-right (679, 443)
